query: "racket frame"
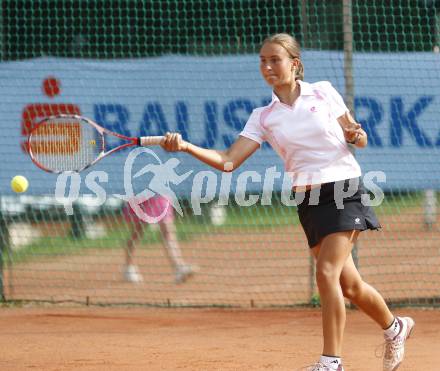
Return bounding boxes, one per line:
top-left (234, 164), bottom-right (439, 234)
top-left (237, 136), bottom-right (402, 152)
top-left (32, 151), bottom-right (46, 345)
top-left (28, 114), bottom-right (147, 173)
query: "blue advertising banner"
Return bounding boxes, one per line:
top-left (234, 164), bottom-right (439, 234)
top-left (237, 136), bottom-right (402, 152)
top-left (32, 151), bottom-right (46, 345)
top-left (0, 51), bottom-right (439, 203)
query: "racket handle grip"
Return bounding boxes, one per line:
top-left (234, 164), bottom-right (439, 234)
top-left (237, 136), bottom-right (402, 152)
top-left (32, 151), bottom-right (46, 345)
top-left (139, 136), bottom-right (164, 146)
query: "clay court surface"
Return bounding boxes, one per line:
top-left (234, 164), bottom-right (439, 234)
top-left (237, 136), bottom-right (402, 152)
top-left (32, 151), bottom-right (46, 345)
top-left (2, 209), bottom-right (440, 370)
top-left (5, 210), bottom-right (440, 307)
top-left (1, 306), bottom-right (439, 370)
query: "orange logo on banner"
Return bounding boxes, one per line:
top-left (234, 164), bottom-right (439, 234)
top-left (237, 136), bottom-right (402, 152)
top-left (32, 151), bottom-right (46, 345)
top-left (30, 122), bottom-right (81, 155)
top-left (21, 77), bottom-right (82, 153)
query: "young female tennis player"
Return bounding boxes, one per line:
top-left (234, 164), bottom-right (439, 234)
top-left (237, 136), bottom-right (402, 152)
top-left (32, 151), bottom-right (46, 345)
top-left (123, 195), bottom-right (195, 284)
top-left (160, 33), bottom-right (414, 371)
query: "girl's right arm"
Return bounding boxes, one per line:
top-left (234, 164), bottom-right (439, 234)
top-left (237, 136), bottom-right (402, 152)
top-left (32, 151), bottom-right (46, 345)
top-left (161, 133), bottom-right (260, 172)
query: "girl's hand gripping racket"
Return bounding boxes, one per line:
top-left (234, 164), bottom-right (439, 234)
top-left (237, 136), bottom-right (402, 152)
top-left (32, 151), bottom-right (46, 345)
top-left (28, 114), bottom-right (164, 173)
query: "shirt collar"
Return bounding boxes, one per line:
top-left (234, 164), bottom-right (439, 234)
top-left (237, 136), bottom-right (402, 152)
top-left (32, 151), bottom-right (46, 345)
top-left (269, 80), bottom-right (314, 106)
top-left (297, 80), bottom-right (314, 96)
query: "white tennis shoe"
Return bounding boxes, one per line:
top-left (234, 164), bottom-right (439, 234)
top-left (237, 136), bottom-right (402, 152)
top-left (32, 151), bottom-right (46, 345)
top-left (123, 264), bottom-right (143, 283)
top-left (383, 316), bottom-right (415, 371)
top-left (175, 264), bottom-right (196, 284)
top-left (303, 362), bottom-right (344, 371)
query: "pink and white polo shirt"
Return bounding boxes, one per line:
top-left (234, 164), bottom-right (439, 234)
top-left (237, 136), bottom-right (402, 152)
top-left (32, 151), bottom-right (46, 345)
top-left (239, 80), bottom-right (361, 186)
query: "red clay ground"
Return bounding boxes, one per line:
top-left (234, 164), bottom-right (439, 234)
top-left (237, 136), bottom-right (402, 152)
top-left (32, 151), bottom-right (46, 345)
top-left (0, 307), bottom-right (438, 370)
top-left (5, 209), bottom-right (440, 307)
top-left (1, 207), bottom-right (439, 370)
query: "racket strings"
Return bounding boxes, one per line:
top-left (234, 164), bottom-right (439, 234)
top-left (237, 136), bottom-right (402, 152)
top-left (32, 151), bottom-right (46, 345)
top-left (29, 117), bottom-right (103, 172)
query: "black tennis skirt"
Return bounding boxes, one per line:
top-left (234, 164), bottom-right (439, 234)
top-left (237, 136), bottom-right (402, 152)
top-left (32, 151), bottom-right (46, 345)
top-left (295, 178), bottom-right (381, 248)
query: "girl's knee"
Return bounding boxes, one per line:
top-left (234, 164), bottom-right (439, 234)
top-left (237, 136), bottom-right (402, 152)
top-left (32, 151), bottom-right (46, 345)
top-left (341, 280), bottom-right (363, 300)
top-left (315, 264), bottom-right (339, 288)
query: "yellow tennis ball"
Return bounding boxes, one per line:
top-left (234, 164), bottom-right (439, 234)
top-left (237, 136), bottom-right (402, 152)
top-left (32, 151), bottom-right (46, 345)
top-left (11, 175), bottom-right (29, 193)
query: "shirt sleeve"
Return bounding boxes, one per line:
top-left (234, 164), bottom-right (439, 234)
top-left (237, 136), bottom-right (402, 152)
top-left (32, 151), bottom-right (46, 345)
top-left (322, 81), bottom-right (349, 119)
top-left (239, 108), bottom-right (265, 145)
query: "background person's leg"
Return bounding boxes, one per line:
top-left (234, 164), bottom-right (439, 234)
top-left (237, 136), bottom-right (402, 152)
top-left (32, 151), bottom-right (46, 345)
top-left (123, 222), bottom-right (144, 283)
top-left (159, 221), bottom-right (195, 283)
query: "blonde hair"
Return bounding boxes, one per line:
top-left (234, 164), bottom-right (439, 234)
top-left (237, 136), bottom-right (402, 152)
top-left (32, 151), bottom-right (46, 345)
top-left (262, 33), bottom-right (304, 81)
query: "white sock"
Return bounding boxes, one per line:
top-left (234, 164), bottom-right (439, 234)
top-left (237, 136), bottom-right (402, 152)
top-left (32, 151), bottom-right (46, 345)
top-left (384, 317), bottom-right (401, 339)
top-left (320, 355), bottom-right (341, 370)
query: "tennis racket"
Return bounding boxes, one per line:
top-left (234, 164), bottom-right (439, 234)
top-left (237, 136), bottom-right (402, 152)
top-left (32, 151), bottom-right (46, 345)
top-left (28, 114), bottom-right (164, 173)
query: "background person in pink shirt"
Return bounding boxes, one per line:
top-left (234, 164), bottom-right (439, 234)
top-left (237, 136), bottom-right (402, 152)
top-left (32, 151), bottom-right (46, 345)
top-left (123, 195), bottom-right (196, 284)
top-left (159, 33), bottom-right (414, 371)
